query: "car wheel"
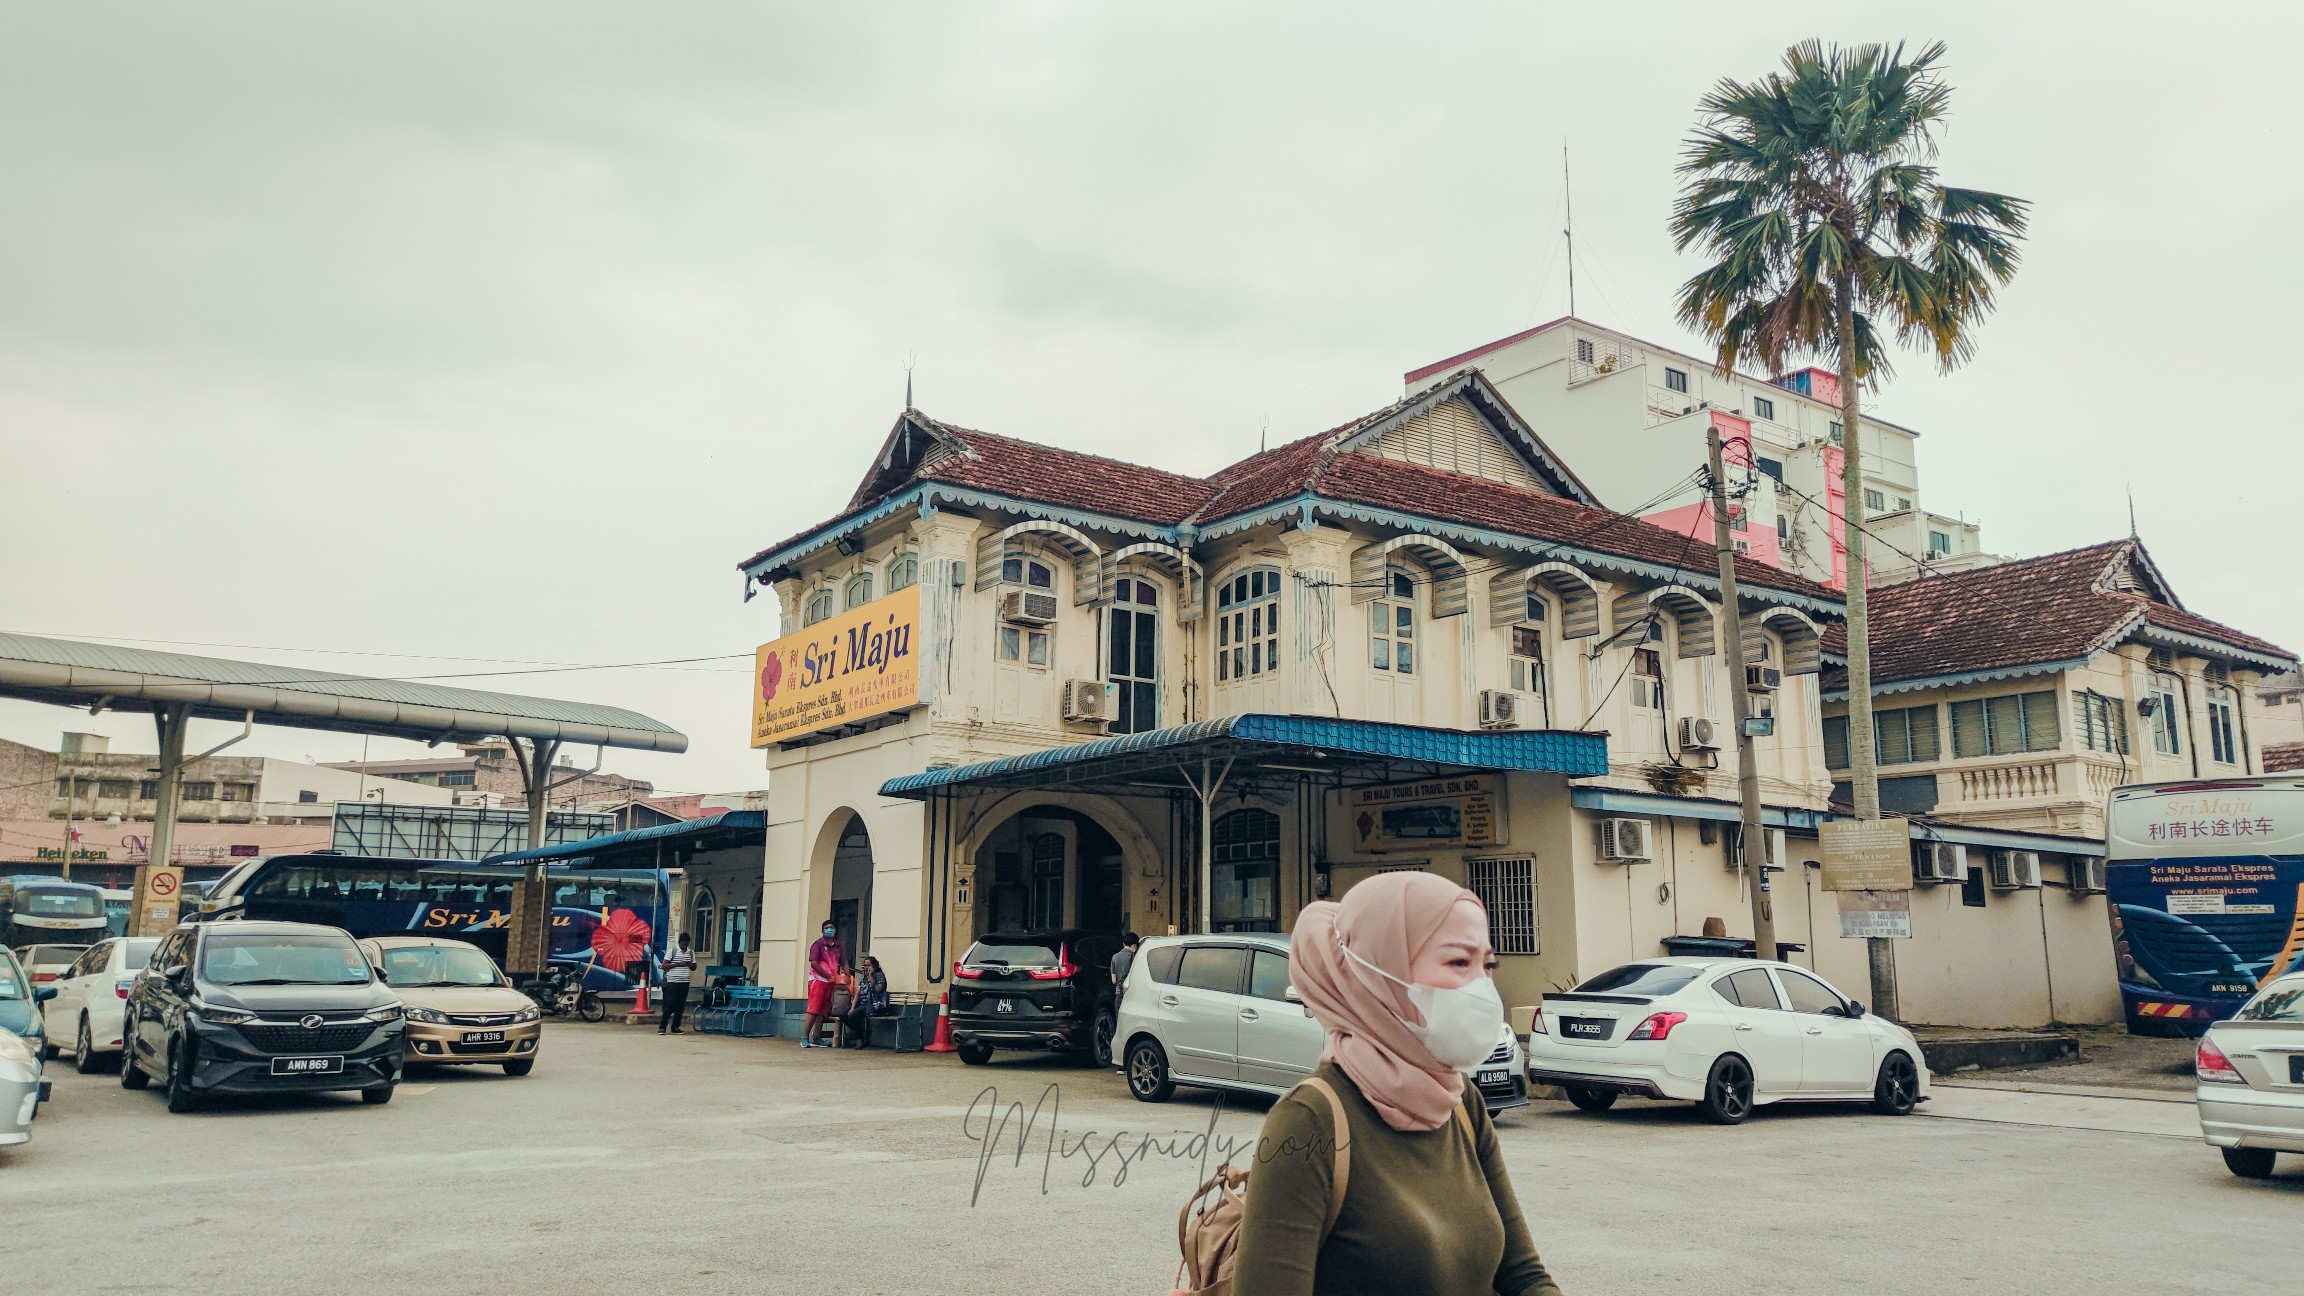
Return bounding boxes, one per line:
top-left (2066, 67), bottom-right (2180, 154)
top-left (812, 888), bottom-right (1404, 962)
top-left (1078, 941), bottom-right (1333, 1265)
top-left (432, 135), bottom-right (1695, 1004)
top-left (119, 1023), bottom-right (150, 1090)
top-left (361, 1083), bottom-right (396, 1105)
top-left (502, 1058), bottom-right (535, 1077)
top-left (2223, 1146), bottom-right (2277, 1179)
top-left (956, 1043), bottom-right (995, 1066)
top-left (1566, 1086), bottom-right (1618, 1113)
top-left (164, 1038), bottom-right (200, 1114)
top-left (1125, 1038), bottom-right (1176, 1103)
top-left (1872, 1052), bottom-right (1919, 1116)
top-left (1699, 1054), bottom-right (1754, 1125)
top-left (75, 1015), bottom-right (104, 1075)
top-left (41, 1036), bottom-right (56, 1062)
top-left (1088, 1005), bottom-right (1117, 1069)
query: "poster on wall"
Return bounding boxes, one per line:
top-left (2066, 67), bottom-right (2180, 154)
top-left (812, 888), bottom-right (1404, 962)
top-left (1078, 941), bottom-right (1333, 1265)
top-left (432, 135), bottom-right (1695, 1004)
top-left (1819, 817), bottom-right (1911, 891)
top-left (1836, 889), bottom-right (1911, 940)
top-left (1349, 776), bottom-right (1506, 852)
top-left (751, 585), bottom-right (922, 747)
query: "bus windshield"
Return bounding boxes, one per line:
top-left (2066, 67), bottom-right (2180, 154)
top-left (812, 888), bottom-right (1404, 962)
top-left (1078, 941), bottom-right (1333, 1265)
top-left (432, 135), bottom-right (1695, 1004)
top-left (2106, 778), bottom-right (2304, 1036)
top-left (17, 884), bottom-right (103, 920)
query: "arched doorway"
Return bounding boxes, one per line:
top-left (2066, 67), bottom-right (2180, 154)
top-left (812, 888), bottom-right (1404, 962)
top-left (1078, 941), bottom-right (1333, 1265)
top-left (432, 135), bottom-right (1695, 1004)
top-left (828, 815), bottom-right (875, 962)
top-left (973, 806), bottom-right (1127, 937)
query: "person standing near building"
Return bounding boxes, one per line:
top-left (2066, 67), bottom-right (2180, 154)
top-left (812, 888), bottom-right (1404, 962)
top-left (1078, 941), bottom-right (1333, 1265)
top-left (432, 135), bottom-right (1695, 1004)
top-left (801, 919), bottom-right (845, 1049)
top-left (1110, 931), bottom-right (1140, 1002)
top-left (658, 933), bottom-right (697, 1035)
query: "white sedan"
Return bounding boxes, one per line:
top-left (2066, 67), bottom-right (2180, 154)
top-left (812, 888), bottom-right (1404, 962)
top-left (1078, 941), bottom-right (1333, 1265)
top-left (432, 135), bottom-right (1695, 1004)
top-left (2195, 971), bottom-right (2304, 1179)
top-left (42, 936), bottom-right (158, 1074)
top-left (0, 1027), bottom-right (39, 1151)
top-left (1524, 957), bottom-right (1928, 1124)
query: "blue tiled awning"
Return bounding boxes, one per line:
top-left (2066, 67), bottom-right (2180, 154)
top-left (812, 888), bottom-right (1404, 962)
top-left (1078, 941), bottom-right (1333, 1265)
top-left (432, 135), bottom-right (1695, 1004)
top-left (879, 714), bottom-right (1607, 800)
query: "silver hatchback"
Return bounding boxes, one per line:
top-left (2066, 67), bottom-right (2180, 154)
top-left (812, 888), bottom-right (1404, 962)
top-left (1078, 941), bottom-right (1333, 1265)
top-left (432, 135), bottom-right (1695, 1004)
top-left (1112, 934), bottom-right (1527, 1112)
top-left (2196, 971), bottom-right (2304, 1178)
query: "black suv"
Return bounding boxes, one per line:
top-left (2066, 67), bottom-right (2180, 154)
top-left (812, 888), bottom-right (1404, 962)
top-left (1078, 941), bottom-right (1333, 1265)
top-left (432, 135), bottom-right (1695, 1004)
top-left (121, 920), bottom-right (405, 1112)
top-left (949, 929), bottom-right (1122, 1066)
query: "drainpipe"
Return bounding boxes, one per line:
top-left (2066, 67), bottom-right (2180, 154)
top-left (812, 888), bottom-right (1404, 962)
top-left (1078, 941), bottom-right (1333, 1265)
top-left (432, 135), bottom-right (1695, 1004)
top-left (1179, 756), bottom-right (1235, 934)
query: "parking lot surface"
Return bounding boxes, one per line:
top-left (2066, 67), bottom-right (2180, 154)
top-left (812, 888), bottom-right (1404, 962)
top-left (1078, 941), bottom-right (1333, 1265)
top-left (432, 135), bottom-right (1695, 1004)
top-left (6, 1024), bottom-right (2297, 1295)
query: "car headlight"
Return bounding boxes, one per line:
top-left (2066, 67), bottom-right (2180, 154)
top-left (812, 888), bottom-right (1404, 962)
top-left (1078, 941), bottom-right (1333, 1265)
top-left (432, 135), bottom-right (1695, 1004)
top-left (362, 1004), bottom-right (405, 1024)
top-left (0, 1032), bottom-right (33, 1067)
top-left (190, 1000), bottom-right (256, 1026)
top-left (401, 1005), bottom-right (449, 1024)
top-left (514, 1004), bottom-right (541, 1023)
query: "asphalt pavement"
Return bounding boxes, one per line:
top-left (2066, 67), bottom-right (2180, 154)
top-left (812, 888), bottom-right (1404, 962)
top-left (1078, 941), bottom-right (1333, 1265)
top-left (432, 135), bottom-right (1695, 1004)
top-left (5, 1024), bottom-right (2296, 1295)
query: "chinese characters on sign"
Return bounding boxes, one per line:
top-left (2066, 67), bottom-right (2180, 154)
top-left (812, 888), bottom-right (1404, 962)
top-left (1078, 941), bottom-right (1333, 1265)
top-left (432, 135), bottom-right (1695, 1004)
top-left (1836, 889), bottom-right (1912, 939)
top-left (1349, 776), bottom-right (1507, 851)
top-left (750, 586), bottom-right (922, 747)
top-left (2144, 817), bottom-right (2277, 841)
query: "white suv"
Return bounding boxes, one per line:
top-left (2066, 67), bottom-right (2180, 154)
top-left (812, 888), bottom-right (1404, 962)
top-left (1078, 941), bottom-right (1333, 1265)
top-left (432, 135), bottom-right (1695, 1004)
top-left (1113, 933), bottom-right (1527, 1112)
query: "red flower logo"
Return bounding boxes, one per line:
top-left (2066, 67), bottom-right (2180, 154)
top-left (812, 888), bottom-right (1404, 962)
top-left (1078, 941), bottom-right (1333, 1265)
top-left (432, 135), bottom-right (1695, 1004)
top-left (760, 651), bottom-right (783, 702)
top-left (591, 908), bottom-right (653, 974)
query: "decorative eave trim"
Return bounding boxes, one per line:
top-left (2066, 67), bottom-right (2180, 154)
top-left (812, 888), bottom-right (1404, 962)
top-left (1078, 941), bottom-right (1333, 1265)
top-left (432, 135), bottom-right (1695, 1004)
top-left (2130, 622), bottom-right (2296, 674)
top-left (741, 484), bottom-right (1185, 584)
top-left (1818, 656), bottom-right (2094, 704)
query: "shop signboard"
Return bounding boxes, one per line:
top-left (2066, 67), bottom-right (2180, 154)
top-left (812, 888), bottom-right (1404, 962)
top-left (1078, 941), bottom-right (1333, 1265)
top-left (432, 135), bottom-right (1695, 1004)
top-left (1819, 817), bottom-right (1911, 891)
top-left (1349, 776), bottom-right (1506, 852)
top-left (751, 586), bottom-right (923, 747)
top-left (1836, 889), bottom-right (1911, 940)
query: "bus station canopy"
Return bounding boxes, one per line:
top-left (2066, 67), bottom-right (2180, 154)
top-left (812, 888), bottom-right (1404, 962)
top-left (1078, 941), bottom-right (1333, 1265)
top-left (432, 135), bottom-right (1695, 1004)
top-left (487, 810), bottom-right (766, 867)
top-left (0, 632), bottom-right (687, 752)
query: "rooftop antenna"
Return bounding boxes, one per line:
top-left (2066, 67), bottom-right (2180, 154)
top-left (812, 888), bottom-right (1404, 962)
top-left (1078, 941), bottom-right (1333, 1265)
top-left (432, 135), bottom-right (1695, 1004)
top-left (904, 351), bottom-right (916, 410)
top-left (1563, 141), bottom-right (1577, 318)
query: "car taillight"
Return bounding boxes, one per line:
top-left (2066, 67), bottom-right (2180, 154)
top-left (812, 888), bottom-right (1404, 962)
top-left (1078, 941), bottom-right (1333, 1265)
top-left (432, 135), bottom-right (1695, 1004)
top-left (2197, 1036), bottom-right (2246, 1084)
top-left (1628, 1011), bottom-right (1687, 1041)
top-left (1029, 945), bottom-right (1074, 981)
top-left (1530, 1007), bottom-right (1548, 1035)
top-left (115, 978), bottom-right (135, 999)
top-left (952, 960), bottom-right (981, 979)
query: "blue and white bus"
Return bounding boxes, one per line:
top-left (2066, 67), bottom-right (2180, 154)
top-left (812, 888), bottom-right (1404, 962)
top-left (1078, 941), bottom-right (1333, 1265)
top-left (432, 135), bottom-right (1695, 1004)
top-left (200, 854), bottom-right (672, 990)
top-left (2106, 776), bottom-right (2304, 1036)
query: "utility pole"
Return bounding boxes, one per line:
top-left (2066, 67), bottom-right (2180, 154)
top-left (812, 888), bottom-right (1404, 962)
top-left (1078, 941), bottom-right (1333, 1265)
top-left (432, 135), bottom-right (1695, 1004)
top-left (57, 763), bottom-right (77, 882)
top-left (1708, 427), bottom-right (1774, 960)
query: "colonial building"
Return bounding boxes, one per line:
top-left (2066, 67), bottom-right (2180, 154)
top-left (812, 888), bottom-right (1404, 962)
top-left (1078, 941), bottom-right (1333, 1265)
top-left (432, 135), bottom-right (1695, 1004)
top-left (1818, 539), bottom-right (2298, 1026)
top-left (738, 371), bottom-right (1850, 1014)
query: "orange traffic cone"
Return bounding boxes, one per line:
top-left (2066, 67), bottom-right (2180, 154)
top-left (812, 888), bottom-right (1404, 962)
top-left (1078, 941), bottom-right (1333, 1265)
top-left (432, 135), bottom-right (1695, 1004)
top-left (923, 990), bottom-right (958, 1053)
top-left (635, 973), bottom-right (652, 1017)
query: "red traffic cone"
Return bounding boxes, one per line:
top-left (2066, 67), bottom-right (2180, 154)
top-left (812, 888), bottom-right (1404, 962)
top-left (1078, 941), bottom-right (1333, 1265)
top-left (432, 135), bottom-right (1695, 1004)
top-left (923, 989), bottom-right (958, 1053)
top-left (635, 974), bottom-right (652, 1016)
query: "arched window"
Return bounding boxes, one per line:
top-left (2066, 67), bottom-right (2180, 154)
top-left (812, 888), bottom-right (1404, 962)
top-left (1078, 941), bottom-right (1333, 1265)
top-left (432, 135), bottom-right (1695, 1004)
top-left (1001, 555), bottom-right (1054, 588)
top-left (885, 552), bottom-right (919, 593)
top-left (690, 885), bottom-right (716, 955)
top-left (844, 571), bottom-right (874, 609)
top-left (1217, 566), bottom-right (1281, 682)
top-left (803, 589), bottom-right (835, 626)
top-left (1371, 568), bottom-right (1416, 675)
top-left (1109, 577), bottom-right (1160, 733)
top-left (1211, 808), bottom-right (1280, 933)
top-left (1509, 596), bottom-right (1546, 701)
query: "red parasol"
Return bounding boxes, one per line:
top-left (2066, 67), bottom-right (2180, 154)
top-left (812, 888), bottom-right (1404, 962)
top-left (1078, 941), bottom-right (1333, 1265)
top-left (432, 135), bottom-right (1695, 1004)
top-left (591, 908), bottom-right (653, 973)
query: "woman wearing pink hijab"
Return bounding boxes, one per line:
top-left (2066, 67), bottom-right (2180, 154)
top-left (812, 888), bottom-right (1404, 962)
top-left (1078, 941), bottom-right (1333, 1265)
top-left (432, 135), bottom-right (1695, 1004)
top-left (1230, 871), bottom-right (1563, 1296)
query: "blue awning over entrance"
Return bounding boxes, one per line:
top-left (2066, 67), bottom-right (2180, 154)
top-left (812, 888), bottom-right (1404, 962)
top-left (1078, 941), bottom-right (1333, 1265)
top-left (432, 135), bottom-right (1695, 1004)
top-left (879, 713), bottom-right (1608, 801)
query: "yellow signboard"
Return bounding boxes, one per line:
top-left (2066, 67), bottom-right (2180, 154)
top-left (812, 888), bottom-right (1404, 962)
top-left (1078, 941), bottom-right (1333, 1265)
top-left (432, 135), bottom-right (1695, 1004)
top-left (1349, 775), bottom-right (1506, 851)
top-left (751, 586), bottom-right (922, 747)
top-left (1820, 817), bottom-right (1912, 891)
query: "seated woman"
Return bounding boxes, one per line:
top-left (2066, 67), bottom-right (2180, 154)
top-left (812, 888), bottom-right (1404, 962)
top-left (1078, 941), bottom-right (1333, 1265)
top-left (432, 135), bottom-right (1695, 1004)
top-left (842, 954), bottom-right (890, 1048)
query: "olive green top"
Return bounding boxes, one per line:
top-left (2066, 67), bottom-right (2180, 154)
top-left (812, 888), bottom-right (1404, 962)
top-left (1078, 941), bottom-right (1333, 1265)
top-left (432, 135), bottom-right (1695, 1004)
top-left (1231, 1063), bottom-right (1562, 1296)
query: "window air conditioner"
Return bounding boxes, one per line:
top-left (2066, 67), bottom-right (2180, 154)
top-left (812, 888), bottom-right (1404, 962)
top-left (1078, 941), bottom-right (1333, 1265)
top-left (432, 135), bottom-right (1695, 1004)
top-left (1914, 841), bottom-right (1968, 883)
top-left (1745, 666), bottom-right (1782, 693)
top-left (1061, 679), bottom-right (1111, 724)
top-left (2070, 857), bottom-right (2108, 894)
top-left (1677, 717), bottom-right (1719, 751)
top-left (1596, 818), bottom-right (1654, 863)
top-left (1728, 825), bottom-right (1780, 869)
top-left (1478, 689), bottom-right (1522, 730)
top-left (1000, 590), bottom-right (1060, 625)
top-left (1988, 850), bottom-right (2042, 890)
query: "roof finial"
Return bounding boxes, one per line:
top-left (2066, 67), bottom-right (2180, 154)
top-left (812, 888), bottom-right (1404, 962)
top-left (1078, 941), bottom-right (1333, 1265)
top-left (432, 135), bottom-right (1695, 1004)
top-left (1259, 413), bottom-right (1268, 454)
top-left (2127, 483), bottom-right (2138, 540)
top-left (904, 351), bottom-right (916, 410)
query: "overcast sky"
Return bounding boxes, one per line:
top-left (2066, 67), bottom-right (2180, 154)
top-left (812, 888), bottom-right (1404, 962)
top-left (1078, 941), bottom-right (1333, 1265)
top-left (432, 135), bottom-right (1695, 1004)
top-left (3, 4), bottom-right (2298, 797)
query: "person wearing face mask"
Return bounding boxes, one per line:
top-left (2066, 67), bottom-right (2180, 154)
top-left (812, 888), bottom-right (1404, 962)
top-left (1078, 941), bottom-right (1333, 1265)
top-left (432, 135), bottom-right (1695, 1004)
top-left (1229, 871), bottom-right (1563, 1296)
top-left (801, 919), bottom-right (846, 1049)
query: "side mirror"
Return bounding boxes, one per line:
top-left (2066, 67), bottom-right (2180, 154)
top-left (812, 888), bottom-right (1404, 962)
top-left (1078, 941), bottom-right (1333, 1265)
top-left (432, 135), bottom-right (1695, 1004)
top-left (1283, 984), bottom-right (1302, 1003)
top-left (372, 965), bottom-right (389, 983)
top-left (1843, 1000), bottom-right (1865, 1019)
top-left (34, 986), bottom-right (56, 1004)
top-left (160, 964), bottom-right (189, 987)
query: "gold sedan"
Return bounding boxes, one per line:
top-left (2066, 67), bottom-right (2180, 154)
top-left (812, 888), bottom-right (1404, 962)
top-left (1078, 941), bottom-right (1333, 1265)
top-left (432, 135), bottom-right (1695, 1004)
top-left (358, 937), bottom-right (544, 1076)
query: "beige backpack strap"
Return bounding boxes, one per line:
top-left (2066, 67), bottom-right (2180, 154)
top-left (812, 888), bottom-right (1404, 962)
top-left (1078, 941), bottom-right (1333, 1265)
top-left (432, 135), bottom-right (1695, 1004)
top-left (1294, 1076), bottom-right (1352, 1241)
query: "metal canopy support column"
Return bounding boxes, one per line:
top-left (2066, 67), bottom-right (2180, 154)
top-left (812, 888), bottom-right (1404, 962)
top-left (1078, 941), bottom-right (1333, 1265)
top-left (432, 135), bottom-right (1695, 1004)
top-left (140, 703), bottom-right (192, 924)
top-left (1178, 755), bottom-right (1234, 935)
top-left (506, 735), bottom-right (563, 977)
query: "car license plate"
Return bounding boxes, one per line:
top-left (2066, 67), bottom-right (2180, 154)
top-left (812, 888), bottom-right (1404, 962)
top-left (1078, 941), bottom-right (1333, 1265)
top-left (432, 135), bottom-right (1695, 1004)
top-left (270, 1055), bottom-right (344, 1076)
top-left (1477, 1067), bottom-right (1508, 1087)
top-left (996, 999), bottom-right (1015, 1014)
top-left (2290, 1055), bottom-right (2304, 1085)
top-left (1562, 1017), bottom-right (1611, 1040)
top-left (462, 1030), bottom-right (506, 1044)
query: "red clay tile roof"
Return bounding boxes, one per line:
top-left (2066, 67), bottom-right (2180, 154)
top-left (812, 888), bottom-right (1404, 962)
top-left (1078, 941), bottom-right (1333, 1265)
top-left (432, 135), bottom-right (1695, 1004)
top-left (1820, 540), bottom-right (2294, 687)
top-left (2267, 743), bottom-right (2304, 774)
top-left (899, 416), bottom-right (1217, 526)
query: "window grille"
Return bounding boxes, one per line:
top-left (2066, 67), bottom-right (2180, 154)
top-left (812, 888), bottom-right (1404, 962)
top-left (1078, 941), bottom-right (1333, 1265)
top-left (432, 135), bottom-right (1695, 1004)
top-left (1467, 856), bottom-right (1538, 955)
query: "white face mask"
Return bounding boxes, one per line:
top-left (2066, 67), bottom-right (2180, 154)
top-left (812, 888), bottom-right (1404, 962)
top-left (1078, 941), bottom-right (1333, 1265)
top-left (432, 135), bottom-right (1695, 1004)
top-left (1337, 933), bottom-right (1506, 1073)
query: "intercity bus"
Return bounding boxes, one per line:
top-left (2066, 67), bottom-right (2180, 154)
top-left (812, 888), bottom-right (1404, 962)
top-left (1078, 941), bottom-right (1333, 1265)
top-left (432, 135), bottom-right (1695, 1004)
top-left (2106, 776), bottom-right (2304, 1036)
top-left (0, 875), bottom-right (110, 951)
top-left (200, 854), bottom-right (672, 990)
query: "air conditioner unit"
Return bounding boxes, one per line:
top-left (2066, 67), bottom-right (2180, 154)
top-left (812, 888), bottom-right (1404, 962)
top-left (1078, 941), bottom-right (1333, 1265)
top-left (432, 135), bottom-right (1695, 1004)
top-left (1000, 590), bottom-right (1060, 625)
top-left (1677, 717), bottom-right (1719, 751)
top-left (2070, 857), bottom-right (2108, 894)
top-left (1478, 689), bottom-right (1521, 730)
top-left (1988, 850), bottom-right (2042, 890)
top-left (1914, 841), bottom-right (1968, 883)
top-left (1745, 666), bottom-right (1782, 693)
top-left (1061, 679), bottom-right (1110, 724)
top-left (1597, 818), bottom-right (1654, 863)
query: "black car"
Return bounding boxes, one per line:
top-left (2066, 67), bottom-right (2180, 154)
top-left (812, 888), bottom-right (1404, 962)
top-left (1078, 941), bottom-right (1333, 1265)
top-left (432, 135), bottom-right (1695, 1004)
top-left (949, 929), bottom-right (1122, 1066)
top-left (121, 920), bottom-right (405, 1112)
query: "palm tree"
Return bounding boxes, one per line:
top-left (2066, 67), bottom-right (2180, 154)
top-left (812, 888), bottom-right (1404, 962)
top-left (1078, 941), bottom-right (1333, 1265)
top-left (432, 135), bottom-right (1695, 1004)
top-left (1671, 41), bottom-right (2026, 1014)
